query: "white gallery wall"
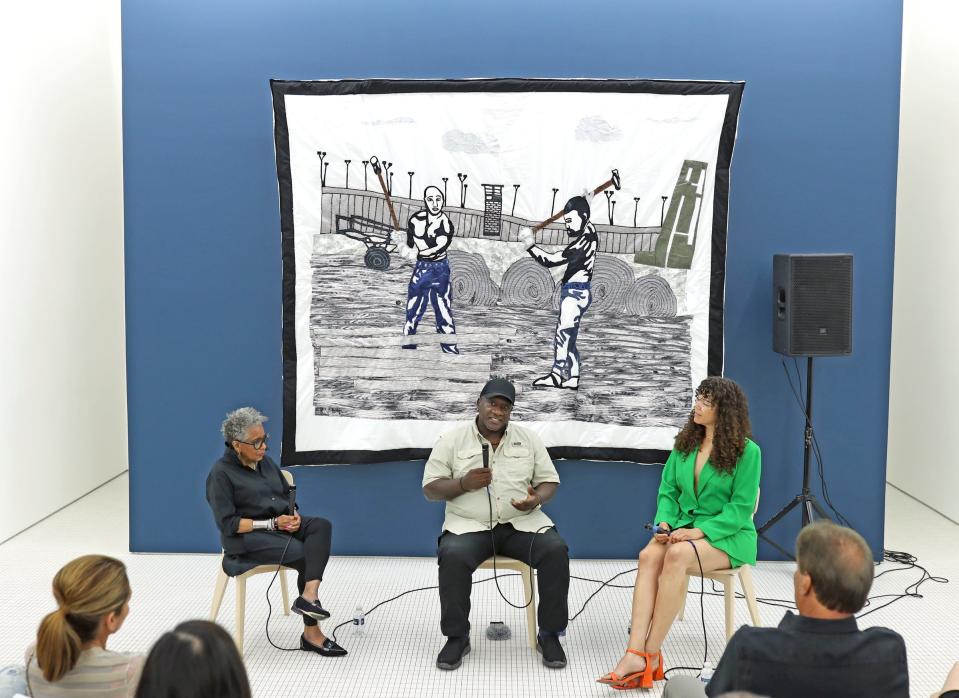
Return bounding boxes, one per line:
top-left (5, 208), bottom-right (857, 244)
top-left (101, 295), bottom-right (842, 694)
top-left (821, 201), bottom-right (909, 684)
top-left (0, 0), bottom-right (127, 542)
top-left (887, 0), bottom-right (959, 522)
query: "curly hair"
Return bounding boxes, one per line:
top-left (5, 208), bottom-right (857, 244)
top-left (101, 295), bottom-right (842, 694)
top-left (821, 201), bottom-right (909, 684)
top-left (674, 377), bottom-right (751, 475)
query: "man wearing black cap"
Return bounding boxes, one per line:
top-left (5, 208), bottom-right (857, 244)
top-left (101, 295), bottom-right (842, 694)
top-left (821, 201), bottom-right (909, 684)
top-left (422, 378), bottom-right (570, 670)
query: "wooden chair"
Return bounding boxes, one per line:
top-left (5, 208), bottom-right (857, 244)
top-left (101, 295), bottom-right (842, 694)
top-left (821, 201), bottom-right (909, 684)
top-left (209, 470), bottom-right (295, 654)
top-left (477, 556), bottom-right (538, 648)
top-left (677, 490), bottom-right (763, 640)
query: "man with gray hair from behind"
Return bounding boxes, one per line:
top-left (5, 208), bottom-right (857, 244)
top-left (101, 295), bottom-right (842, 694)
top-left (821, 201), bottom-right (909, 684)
top-left (665, 520), bottom-right (908, 698)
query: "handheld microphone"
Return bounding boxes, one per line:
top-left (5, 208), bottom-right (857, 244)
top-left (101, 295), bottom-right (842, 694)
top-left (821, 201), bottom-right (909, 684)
top-left (287, 484), bottom-right (297, 516)
top-left (482, 444), bottom-right (489, 468)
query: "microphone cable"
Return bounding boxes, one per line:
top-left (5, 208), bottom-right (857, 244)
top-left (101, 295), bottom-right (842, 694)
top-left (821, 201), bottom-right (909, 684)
top-left (260, 422), bottom-right (946, 661)
top-left (661, 540), bottom-right (708, 681)
top-left (481, 443), bottom-right (533, 610)
top-left (263, 534), bottom-right (298, 651)
top-left (262, 475), bottom-right (302, 651)
top-left (480, 442), bottom-right (562, 613)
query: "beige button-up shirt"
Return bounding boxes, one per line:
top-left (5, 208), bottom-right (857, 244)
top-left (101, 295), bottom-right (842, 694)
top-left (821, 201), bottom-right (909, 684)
top-left (423, 420), bottom-right (560, 534)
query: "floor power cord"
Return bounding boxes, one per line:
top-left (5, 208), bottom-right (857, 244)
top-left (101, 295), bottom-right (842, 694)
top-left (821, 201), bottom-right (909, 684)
top-left (780, 358), bottom-right (949, 621)
top-left (261, 539), bottom-right (946, 662)
top-left (262, 405), bottom-right (947, 663)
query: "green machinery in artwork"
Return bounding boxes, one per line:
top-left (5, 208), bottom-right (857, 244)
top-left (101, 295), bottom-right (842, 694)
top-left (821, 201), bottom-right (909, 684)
top-left (635, 160), bottom-right (708, 270)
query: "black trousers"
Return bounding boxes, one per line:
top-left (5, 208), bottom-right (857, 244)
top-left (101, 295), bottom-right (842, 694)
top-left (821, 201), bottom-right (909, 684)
top-left (241, 516), bottom-right (332, 627)
top-left (437, 523), bottom-right (569, 638)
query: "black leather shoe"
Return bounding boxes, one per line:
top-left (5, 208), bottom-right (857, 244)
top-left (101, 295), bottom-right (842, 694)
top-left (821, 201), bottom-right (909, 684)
top-left (436, 636), bottom-right (470, 670)
top-left (292, 596), bottom-right (331, 620)
top-left (537, 631), bottom-right (567, 668)
top-left (300, 634), bottom-right (347, 657)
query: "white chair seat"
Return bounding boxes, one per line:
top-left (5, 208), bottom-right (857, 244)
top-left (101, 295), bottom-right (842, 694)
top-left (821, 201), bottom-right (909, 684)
top-left (678, 563), bottom-right (762, 640)
top-left (209, 562), bottom-right (293, 654)
top-left (678, 490), bottom-right (763, 641)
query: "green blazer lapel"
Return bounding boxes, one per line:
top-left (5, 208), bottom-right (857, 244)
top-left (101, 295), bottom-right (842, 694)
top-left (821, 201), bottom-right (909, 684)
top-left (697, 459), bottom-right (717, 497)
top-left (678, 449), bottom-right (696, 501)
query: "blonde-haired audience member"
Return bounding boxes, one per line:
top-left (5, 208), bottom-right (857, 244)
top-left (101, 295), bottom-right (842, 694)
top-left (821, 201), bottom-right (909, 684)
top-left (24, 555), bottom-right (143, 697)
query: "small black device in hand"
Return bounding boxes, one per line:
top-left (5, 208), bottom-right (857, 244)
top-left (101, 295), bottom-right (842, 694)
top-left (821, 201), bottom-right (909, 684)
top-left (644, 523), bottom-right (670, 535)
top-left (481, 443), bottom-right (489, 468)
top-left (287, 484), bottom-right (296, 517)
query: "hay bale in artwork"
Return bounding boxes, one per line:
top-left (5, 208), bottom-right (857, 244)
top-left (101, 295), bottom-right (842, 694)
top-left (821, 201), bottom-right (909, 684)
top-left (549, 255), bottom-right (636, 313)
top-left (588, 255), bottom-right (634, 313)
top-left (625, 274), bottom-right (678, 317)
top-left (448, 251), bottom-right (499, 307)
top-left (501, 257), bottom-right (555, 309)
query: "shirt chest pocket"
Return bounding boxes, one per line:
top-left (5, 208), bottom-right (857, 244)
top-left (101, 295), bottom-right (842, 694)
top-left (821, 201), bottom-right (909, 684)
top-left (501, 444), bottom-right (530, 461)
top-left (454, 448), bottom-right (484, 477)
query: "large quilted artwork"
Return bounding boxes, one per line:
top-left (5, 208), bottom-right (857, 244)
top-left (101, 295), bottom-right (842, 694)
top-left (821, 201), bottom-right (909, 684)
top-left (272, 79), bottom-right (744, 464)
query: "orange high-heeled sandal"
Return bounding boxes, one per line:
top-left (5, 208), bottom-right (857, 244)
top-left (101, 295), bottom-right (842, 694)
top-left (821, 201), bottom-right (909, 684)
top-left (649, 650), bottom-right (665, 681)
top-left (597, 648), bottom-right (648, 686)
top-left (611, 649), bottom-right (654, 690)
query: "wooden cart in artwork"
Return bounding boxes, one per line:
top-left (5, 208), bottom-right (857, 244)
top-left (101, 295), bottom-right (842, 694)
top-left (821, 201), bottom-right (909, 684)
top-left (334, 214), bottom-right (399, 270)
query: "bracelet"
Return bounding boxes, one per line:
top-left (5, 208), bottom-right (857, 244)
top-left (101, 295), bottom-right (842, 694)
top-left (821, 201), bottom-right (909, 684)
top-left (458, 476), bottom-right (468, 493)
top-left (251, 518), bottom-right (276, 531)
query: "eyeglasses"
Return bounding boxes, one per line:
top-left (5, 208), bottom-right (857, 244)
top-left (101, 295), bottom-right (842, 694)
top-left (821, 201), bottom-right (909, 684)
top-left (235, 434), bottom-right (269, 449)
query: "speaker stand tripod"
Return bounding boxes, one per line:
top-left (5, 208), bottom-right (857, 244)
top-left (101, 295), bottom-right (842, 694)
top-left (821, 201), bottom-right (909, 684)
top-left (756, 356), bottom-right (830, 560)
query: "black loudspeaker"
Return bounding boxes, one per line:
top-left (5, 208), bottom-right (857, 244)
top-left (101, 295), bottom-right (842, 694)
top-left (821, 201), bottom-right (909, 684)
top-left (773, 254), bottom-right (853, 356)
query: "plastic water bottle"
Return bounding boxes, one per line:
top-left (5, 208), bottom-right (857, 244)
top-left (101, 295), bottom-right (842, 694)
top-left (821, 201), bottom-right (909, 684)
top-left (0, 664), bottom-right (28, 696)
top-left (700, 660), bottom-right (714, 684)
top-left (352, 606), bottom-right (366, 635)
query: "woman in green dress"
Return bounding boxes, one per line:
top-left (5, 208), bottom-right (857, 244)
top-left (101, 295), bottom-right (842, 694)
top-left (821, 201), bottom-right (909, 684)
top-left (599, 377), bottom-right (761, 690)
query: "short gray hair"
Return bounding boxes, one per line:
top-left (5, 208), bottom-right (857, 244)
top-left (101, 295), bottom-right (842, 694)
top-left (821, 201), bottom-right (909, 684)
top-left (221, 407), bottom-right (268, 444)
top-left (796, 520), bottom-right (874, 613)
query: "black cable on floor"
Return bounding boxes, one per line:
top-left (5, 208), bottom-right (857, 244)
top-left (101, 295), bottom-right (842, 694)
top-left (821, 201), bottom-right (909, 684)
top-left (264, 534), bottom-right (298, 651)
top-left (328, 572), bottom-right (528, 644)
top-left (663, 541), bottom-right (708, 680)
top-left (263, 373), bottom-right (950, 655)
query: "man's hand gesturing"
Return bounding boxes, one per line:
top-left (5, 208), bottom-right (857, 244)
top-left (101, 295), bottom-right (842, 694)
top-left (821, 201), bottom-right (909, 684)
top-left (510, 486), bottom-right (541, 511)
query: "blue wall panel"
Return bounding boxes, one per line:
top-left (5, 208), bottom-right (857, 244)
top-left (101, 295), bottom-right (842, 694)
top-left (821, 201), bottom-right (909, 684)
top-left (123, 0), bottom-right (902, 559)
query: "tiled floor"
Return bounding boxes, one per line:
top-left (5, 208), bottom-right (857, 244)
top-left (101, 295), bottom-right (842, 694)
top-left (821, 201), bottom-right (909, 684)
top-left (0, 475), bottom-right (955, 697)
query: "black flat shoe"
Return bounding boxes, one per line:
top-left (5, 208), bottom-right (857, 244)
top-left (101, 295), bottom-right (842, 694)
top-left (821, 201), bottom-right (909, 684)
top-left (300, 634), bottom-right (347, 657)
top-left (436, 636), bottom-right (470, 670)
top-left (292, 596), bottom-right (331, 620)
top-left (537, 631), bottom-right (567, 669)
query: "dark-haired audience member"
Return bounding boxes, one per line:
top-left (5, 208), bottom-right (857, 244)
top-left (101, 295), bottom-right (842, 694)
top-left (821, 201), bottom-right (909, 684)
top-left (933, 662), bottom-right (959, 698)
top-left (599, 377), bottom-right (761, 690)
top-left (25, 555), bottom-right (143, 698)
top-left (134, 620), bottom-right (250, 698)
top-left (663, 521), bottom-right (909, 698)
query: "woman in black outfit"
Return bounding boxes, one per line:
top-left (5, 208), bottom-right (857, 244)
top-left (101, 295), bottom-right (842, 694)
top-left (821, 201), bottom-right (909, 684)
top-left (206, 407), bottom-right (346, 656)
